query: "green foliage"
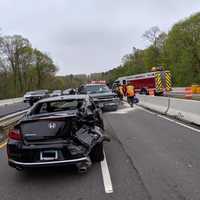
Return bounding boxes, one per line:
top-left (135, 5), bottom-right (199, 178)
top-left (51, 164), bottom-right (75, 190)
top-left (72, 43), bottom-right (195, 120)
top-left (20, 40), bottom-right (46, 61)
top-left (163, 12), bottom-right (200, 86)
top-left (143, 46), bottom-right (160, 69)
top-left (1, 12), bottom-right (200, 99)
top-left (0, 34), bottom-right (58, 99)
top-left (102, 13), bottom-right (200, 86)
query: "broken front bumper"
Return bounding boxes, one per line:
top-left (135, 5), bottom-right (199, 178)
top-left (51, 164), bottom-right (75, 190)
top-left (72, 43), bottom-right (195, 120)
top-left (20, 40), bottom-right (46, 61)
top-left (94, 98), bottom-right (119, 111)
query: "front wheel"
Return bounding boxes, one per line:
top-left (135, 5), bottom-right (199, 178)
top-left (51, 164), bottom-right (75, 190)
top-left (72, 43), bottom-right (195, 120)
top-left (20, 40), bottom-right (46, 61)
top-left (90, 143), bottom-right (104, 162)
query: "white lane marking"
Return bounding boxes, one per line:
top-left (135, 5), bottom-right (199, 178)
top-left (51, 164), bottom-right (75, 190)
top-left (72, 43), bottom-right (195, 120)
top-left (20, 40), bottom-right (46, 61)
top-left (158, 115), bottom-right (200, 133)
top-left (100, 151), bottom-right (113, 194)
top-left (157, 115), bottom-right (175, 123)
top-left (140, 108), bottom-right (200, 133)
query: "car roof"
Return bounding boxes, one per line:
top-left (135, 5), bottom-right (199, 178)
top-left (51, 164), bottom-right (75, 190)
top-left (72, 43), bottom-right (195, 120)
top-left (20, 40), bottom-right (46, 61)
top-left (37, 94), bottom-right (89, 103)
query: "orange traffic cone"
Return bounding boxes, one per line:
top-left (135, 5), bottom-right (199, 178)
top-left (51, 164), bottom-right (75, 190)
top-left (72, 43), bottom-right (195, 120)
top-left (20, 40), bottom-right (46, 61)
top-left (185, 87), bottom-right (192, 99)
top-left (148, 88), bottom-right (155, 96)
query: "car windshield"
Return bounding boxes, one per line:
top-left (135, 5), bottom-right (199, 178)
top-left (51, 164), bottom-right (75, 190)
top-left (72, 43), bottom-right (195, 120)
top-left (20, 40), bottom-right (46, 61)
top-left (31, 99), bottom-right (84, 115)
top-left (85, 85), bottom-right (110, 94)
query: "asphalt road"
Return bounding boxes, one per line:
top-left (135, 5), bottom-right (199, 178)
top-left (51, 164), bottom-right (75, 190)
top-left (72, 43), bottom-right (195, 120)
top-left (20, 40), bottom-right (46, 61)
top-left (105, 103), bottom-right (200, 200)
top-left (1, 102), bottom-right (200, 199)
top-left (0, 102), bottom-right (29, 118)
top-left (0, 103), bottom-right (149, 200)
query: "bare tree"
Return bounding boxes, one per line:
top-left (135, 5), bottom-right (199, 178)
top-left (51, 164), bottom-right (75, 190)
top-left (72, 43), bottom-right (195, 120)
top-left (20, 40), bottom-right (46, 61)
top-left (0, 35), bottom-right (31, 95)
top-left (143, 26), bottom-right (161, 47)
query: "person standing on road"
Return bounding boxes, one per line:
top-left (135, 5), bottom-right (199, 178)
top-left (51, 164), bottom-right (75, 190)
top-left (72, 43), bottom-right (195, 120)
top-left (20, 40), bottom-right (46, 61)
top-left (126, 82), bottom-right (135, 107)
top-left (118, 84), bottom-right (124, 101)
top-left (115, 84), bottom-right (124, 102)
top-left (122, 80), bottom-right (127, 97)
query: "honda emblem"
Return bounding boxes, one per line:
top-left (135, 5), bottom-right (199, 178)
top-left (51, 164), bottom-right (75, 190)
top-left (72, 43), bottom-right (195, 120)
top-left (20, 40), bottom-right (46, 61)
top-left (48, 122), bottom-right (56, 129)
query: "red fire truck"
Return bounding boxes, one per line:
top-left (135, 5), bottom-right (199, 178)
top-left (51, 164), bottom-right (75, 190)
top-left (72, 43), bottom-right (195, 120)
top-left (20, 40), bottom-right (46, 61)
top-left (113, 70), bottom-right (172, 95)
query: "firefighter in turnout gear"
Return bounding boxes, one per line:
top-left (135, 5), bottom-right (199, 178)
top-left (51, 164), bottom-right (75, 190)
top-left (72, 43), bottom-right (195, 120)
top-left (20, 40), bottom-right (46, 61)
top-left (126, 82), bottom-right (135, 107)
top-left (119, 85), bottom-right (124, 100)
top-left (116, 84), bottom-right (124, 101)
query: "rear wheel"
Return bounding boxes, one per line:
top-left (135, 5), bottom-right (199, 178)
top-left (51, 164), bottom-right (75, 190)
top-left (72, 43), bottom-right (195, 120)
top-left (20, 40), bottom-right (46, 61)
top-left (90, 143), bottom-right (104, 162)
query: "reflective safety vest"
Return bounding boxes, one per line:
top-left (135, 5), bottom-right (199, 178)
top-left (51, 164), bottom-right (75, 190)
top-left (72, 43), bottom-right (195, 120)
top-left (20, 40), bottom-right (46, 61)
top-left (126, 85), bottom-right (135, 97)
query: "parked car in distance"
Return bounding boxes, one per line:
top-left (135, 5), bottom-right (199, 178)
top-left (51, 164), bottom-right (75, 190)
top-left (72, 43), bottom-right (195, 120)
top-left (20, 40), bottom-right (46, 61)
top-left (49, 90), bottom-right (62, 97)
top-left (23, 90), bottom-right (49, 106)
top-left (7, 95), bottom-right (109, 172)
top-left (78, 84), bottom-right (119, 111)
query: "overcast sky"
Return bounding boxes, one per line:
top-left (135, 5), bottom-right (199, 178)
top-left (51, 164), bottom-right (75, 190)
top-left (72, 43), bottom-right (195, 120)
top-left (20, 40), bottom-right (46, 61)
top-left (0, 0), bottom-right (200, 75)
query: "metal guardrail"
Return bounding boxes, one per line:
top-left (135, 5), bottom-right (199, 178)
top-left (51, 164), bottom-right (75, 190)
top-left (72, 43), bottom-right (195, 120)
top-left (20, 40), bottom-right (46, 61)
top-left (0, 109), bottom-right (29, 144)
top-left (0, 97), bottom-right (23, 107)
top-left (0, 109), bottom-right (29, 128)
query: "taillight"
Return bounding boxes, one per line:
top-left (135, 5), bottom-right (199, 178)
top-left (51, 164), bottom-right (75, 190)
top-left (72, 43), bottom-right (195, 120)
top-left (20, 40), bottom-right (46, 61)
top-left (8, 129), bottom-right (22, 140)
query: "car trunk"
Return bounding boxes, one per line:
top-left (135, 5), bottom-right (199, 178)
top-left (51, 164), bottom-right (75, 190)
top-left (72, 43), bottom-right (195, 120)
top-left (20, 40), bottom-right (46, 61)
top-left (20, 117), bottom-right (73, 142)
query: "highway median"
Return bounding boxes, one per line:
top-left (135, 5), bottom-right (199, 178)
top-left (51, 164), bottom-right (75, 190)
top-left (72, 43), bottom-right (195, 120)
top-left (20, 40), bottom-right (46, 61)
top-left (137, 94), bottom-right (200, 126)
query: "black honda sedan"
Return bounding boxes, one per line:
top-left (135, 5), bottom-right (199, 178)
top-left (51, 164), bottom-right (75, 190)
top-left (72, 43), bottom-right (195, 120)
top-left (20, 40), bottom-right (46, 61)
top-left (7, 95), bottom-right (109, 172)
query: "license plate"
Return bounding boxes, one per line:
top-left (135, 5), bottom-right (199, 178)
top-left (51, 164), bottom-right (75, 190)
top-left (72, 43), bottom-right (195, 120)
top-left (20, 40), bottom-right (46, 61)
top-left (40, 150), bottom-right (58, 161)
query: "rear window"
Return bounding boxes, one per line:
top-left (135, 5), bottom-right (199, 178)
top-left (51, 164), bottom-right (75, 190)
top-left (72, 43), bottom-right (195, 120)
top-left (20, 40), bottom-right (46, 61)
top-left (31, 99), bottom-right (84, 115)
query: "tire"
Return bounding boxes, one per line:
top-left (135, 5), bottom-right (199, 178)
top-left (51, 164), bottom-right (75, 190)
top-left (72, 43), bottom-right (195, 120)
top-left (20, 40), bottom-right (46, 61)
top-left (90, 143), bottom-right (104, 162)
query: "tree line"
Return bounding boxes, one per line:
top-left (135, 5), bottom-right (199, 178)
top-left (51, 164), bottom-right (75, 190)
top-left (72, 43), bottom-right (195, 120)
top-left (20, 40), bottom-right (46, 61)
top-left (0, 34), bottom-right (59, 99)
top-left (98, 12), bottom-right (200, 87)
top-left (1, 12), bottom-right (200, 99)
